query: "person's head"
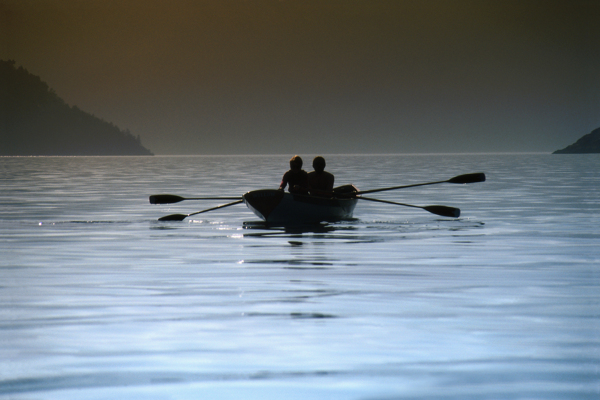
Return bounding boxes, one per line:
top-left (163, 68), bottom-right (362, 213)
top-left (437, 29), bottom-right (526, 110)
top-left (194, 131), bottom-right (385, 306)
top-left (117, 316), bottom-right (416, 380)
top-left (312, 156), bottom-right (326, 173)
top-left (289, 155), bottom-right (303, 171)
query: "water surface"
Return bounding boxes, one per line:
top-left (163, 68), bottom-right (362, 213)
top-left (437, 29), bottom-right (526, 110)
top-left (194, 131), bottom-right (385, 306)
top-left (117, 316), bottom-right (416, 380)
top-left (1, 154), bottom-right (599, 399)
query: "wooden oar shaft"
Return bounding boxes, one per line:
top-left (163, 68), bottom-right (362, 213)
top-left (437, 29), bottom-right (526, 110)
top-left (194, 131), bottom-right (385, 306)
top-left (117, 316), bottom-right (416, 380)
top-left (187, 197), bottom-right (241, 200)
top-left (357, 180), bottom-right (446, 195)
top-left (356, 172), bottom-right (485, 195)
top-left (187, 199), bottom-right (244, 217)
top-left (158, 199), bottom-right (244, 221)
top-left (150, 194), bottom-right (241, 204)
top-left (359, 196), bottom-right (460, 218)
top-left (359, 196), bottom-right (421, 209)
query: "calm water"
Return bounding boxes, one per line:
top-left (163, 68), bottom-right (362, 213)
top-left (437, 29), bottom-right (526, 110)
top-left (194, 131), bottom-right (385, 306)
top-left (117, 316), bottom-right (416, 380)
top-left (1, 154), bottom-right (599, 399)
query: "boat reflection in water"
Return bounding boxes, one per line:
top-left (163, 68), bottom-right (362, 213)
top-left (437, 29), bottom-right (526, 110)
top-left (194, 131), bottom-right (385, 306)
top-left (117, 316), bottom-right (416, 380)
top-left (240, 220), bottom-right (359, 269)
top-left (242, 220), bottom-right (341, 236)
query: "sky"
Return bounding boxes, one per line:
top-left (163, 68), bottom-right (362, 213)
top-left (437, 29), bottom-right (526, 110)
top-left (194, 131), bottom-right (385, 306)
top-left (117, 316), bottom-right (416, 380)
top-left (1, 0), bottom-right (599, 154)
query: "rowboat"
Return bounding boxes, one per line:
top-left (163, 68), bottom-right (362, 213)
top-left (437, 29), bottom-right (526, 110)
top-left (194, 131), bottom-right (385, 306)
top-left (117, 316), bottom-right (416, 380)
top-left (150, 173), bottom-right (485, 222)
top-left (242, 184), bottom-right (359, 224)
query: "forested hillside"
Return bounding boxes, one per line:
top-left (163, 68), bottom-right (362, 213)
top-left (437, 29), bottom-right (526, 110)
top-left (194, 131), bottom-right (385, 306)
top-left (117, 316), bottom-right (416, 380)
top-left (553, 127), bottom-right (600, 154)
top-left (0, 60), bottom-right (153, 155)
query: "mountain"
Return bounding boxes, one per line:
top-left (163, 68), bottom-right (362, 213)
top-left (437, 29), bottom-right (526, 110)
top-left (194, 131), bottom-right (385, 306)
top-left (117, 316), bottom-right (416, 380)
top-left (0, 60), bottom-right (153, 156)
top-left (553, 127), bottom-right (600, 154)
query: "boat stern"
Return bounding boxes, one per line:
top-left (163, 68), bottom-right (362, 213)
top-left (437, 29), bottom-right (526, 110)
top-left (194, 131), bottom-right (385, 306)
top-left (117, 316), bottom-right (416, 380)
top-left (243, 189), bottom-right (285, 221)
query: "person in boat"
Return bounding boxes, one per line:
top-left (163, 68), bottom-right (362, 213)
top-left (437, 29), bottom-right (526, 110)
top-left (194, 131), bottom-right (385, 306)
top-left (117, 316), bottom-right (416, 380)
top-left (307, 156), bottom-right (334, 197)
top-left (279, 155), bottom-right (309, 194)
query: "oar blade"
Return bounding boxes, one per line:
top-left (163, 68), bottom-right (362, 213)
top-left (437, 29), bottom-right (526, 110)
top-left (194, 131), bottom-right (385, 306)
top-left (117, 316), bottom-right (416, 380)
top-left (158, 213), bottom-right (188, 221)
top-left (150, 194), bottom-right (185, 204)
top-left (423, 205), bottom-right (460, 218)
top-left (447, 172), bottom-right (486, 184)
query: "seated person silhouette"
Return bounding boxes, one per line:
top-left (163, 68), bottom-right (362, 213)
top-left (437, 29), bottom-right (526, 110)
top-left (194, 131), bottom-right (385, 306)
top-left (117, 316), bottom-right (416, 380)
top-left (279, 155), bottom-right (309, 194)
top-left (307, 156), bottom-right (334, 197)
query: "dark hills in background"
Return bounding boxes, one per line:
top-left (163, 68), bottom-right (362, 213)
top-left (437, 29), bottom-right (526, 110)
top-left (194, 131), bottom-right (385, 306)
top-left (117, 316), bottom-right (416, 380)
top-left (0, 60), bottom-right (153, 156)
top-left (2, 59), bottom-right (597, 156)
top-left (553, 127), bottom-right (600, 154)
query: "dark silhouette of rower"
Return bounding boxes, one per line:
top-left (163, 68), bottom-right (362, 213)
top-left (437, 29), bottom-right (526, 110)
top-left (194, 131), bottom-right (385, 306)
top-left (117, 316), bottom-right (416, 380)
top-left (279, 155), bottom-right (309, 194)
top-left (308, 156), bottom-right (334, 197)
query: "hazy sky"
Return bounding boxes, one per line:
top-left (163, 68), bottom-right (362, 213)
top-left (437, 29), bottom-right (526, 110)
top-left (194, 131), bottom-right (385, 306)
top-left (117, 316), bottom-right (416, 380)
top-left (2, 0), bottom-right (598, 154)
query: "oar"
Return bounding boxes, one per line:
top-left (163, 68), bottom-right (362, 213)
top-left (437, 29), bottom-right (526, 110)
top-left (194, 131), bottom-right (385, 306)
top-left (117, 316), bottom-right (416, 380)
top-left (150, 194), bottom-right (241, 204)
top-left (158, 199), bottom-right (244, 221)
top-left (359, 196), bottom-right (460, 218)
top-left (356, 172), bottom-right (485, 195)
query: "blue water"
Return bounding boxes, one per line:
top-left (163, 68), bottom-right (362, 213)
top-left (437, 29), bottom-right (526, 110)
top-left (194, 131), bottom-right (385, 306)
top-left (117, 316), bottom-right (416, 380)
top-left (1, 154), bottom-right (599, 399)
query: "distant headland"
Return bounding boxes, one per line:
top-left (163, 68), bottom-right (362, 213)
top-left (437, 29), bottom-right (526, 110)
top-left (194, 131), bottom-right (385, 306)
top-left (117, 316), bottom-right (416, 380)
top-left (553, 127), bottom-right (600, 154)
top-left (0, 60), bottom-right (153, 156)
